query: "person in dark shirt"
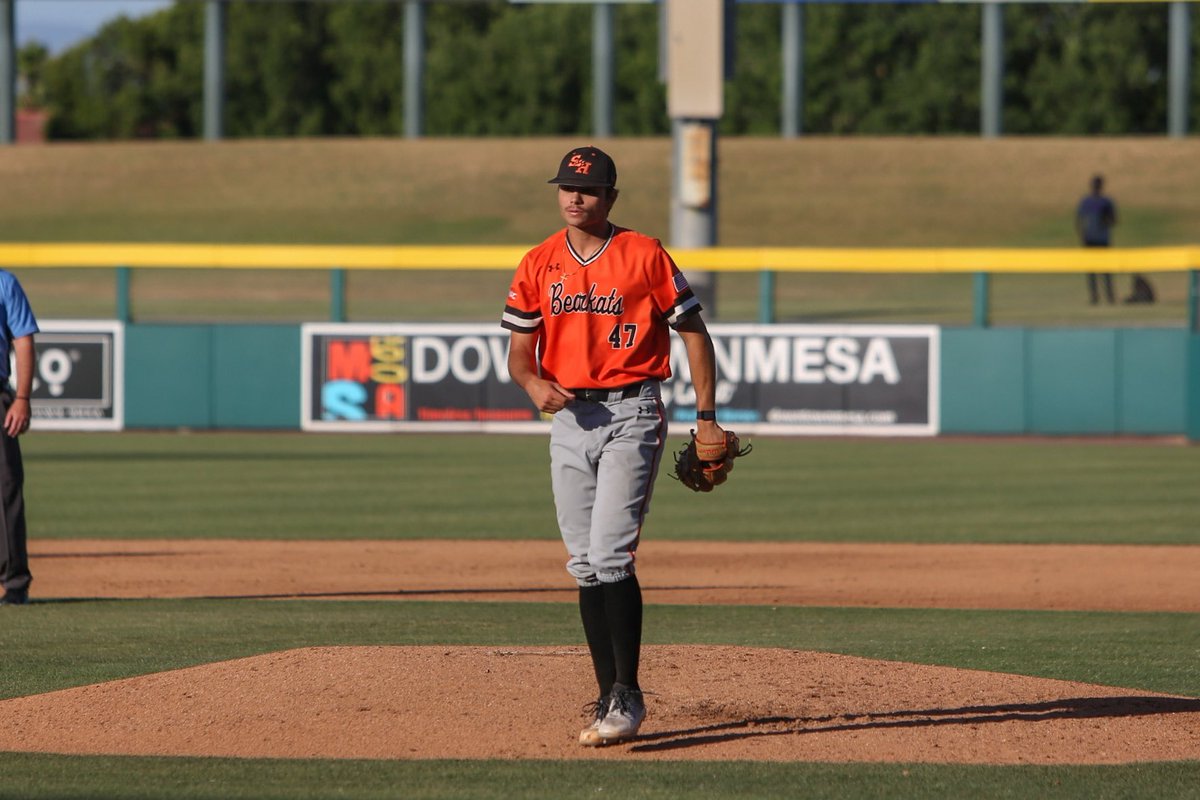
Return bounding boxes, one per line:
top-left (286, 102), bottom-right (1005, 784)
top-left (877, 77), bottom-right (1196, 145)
top-left (1075, 175), bottom-right (1155, 305)
top-left (1075, 174), bottom-right (1117, 305)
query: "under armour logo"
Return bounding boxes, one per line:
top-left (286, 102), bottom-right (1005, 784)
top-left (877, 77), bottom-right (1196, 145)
top-left (568, 155), bottom-right (592, 175)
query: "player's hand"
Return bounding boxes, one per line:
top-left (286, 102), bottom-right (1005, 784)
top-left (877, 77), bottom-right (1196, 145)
top-left (526, 379), bottom-right (575, 414)
top-left (695, 418), bottom-right (724, 444)
top-left (4, 398), bottom-right (30, 438)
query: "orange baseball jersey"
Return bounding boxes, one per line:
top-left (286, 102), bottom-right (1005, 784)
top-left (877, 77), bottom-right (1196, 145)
top-left (502, 225), bottom-right (701, 388)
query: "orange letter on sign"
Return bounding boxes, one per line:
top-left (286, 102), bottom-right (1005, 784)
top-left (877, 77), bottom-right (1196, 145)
top-left (375, 384), bottom-right (406, 419)
top-left (326, 340), bottom-right (372, 381)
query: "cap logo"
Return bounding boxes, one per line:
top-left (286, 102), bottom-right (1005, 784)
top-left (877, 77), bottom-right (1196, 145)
top-left (567, 154), bottom-right (592, 175)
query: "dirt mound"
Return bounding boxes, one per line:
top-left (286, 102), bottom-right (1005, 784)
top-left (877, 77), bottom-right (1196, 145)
top-left (1, 645), bottom-right (1196, 764)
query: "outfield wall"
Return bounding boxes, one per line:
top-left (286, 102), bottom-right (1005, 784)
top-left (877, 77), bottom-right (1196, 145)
top-left (113, 322), bottom-right (1196, 438)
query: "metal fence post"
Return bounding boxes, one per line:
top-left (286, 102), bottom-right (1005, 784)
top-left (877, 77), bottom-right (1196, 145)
top-left (330, 268), bottom-right (346, 322)
top-left (116, 267), bottom-right (132, 323)
top-left (973, 272), bottom-right (990, 328)
top-left (404, 0), bottom-right (425, 139)
top-left (593, 1), bottom-right (614, 137)
top-left (203, 0), bottom-right (226, 140)
top-left (0, 0), bottom-right (12, 145)
top-left (1189, 269), bottom-right (1199, 332)
top-left (758, 271), bottom-right (776, 324)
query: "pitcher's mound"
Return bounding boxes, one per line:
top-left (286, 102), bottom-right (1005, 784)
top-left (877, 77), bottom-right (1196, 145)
top-left (1, 645), bottom-right (1197, 764)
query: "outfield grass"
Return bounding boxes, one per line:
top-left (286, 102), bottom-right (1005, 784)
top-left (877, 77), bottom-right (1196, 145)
top-left (1, 755), bottom-right (1196, 800)
top-left (2, 600), bottom-right (1197, 701)
top-left (24, 432), bottom-right (1200, 544)
top-left (4, 137), bottom-right (1199, 326)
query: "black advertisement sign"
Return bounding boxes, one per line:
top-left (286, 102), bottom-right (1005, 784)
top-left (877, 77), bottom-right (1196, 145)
top-left (23, 321), bottom-right (124, 431)
top-left (302, 324), bottom-right (538, 432)
top-left (662, 324), bottom-right (939, 435)
top-left (301, 323), bottom-right (938, 435)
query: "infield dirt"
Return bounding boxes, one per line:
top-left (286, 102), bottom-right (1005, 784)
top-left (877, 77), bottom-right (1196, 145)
top-left (5, 539), bottom-right (1198, 764)
top-left (26, 538), bottom-right (1200, 612)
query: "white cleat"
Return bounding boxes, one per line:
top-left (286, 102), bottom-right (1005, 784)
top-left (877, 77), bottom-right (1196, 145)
top-left (579, 695), bottom-right (610, 747)
top-left (597, 684), bottom-right (645, 741)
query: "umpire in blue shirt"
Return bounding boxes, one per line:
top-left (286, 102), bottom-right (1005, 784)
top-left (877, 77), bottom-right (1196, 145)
top-left (0, 270), bottom-right (38, 607)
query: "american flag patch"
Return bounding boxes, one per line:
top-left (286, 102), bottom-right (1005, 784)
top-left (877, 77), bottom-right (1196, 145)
top-left (673, 272), bottom-right (690, 293)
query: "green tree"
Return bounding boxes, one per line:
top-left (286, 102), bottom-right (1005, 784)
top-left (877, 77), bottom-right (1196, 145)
top-left (16, 41), bottom-right (50, 109)
top-left (325, 3), bottom-right (407, 135)
top-left (613, 4), bottom-right (667, 136)
top-left (223, 2), bottom-right (337, 137)
top-left (30, 0), bottom-right (1200, 140)
top-left (723, 5), bottom-right (783, 136)
top-left (424, 2), bottom-right (590, 136)
top-left (1006, 3), bottom-right (1169, 134)
top-left (42, 8), bottom-right (201, 139)
top-left (803, 3), bottom-right (978, 134)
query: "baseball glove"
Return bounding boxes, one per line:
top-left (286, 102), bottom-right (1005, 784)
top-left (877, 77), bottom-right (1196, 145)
top-left (671, 429), bottom-right (752, 492)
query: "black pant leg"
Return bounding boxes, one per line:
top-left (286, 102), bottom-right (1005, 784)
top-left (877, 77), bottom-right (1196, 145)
top-left (0, 404), bottom-right (30, 594)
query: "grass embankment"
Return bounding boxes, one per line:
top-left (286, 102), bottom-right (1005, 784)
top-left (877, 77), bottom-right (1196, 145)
top-left (2, 137), bottom-right (1198, 325)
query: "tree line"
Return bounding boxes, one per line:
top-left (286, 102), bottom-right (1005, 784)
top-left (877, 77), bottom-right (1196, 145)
top-left (16, 1), bottom-right (1196, 140)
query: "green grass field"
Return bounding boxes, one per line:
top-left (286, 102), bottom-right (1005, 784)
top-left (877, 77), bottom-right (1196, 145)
top-left (23, 432), bottom-right (1200, 544)
top-left (1, 432), bottom-right (1197, 799)
top-left (3, 137), bottom-right (1199, 326)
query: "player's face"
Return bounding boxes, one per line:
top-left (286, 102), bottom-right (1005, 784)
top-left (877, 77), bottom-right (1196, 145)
top-left (558, 185), bottom-right (617, 232)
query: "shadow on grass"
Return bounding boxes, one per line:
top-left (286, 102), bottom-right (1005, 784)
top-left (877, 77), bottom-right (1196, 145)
top-left (628, 696), bottom-right (1200, 753)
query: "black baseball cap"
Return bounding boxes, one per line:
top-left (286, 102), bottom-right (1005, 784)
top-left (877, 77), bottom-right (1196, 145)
top-left (548, 146), bottom-right (617, 188)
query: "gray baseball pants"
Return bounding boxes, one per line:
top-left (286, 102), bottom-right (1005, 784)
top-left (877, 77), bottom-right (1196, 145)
top-left (550, 381), bottom-right (667, 587)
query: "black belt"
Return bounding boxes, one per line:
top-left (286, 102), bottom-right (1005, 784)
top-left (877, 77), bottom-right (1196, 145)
top-left (570, 381), bottom-right (650, 403)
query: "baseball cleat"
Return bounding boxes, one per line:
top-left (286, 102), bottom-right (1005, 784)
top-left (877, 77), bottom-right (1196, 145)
top-left (597, 683), bottom-right (645, 741)
top-left (579, 695), bottom-right (610, 747)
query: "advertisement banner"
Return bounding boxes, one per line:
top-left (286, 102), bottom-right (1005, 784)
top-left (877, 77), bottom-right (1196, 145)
top-left (23, 320), bottom-right (125, 431)
top-left (663, 324), bottom-right (939, 436)
top-left (302, 324), bottom-right (538, 432)
top-left (301, 323), bottom-right (938, 436)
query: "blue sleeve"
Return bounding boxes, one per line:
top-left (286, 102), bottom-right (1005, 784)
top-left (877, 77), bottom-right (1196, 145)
top-left (1, 273), bottom-right (39, 341)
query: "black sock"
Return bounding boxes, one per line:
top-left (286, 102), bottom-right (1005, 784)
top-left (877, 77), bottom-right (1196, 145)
top-left (579, 584), bottom-right (615, 698)
top-left (603, 574), bottom-right (643, 691)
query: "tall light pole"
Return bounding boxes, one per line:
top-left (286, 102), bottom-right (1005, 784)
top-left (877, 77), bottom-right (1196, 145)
top-left (665, 0), bottom-right (730, 318)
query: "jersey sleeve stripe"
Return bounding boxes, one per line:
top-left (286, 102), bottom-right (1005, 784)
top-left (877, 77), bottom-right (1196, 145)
top-left (502, 305), bottom-right (542, 332)
top-left (665, 294), bottom-right (702, 327)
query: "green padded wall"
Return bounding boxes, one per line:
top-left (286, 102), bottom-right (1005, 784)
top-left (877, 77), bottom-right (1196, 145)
top-left (941, 328), bottom-right (1187, 436)
top-left (1027, 330), bottom-right (1118, 434)
top-left (1118, 329), bottom-right (1186, 434)
top-left (211, 325), bottom-right (301, 428)
top-left (125, 324), bottom-right (300, 429)
top-left (124, 325), bottom-right (214, 428)
top-left (1188, 334), bottom-right (1200, 441)
top-left (939, 328), bottom-right (1026, 434)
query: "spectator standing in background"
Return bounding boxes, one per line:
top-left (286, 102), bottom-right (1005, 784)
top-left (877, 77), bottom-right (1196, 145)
top-left (1075, 175), bottom-right (1155, 305)
top-left (1076, 174), bottom-right (1117, 305)
top-left (0, 270), bottom-right (38, 607)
